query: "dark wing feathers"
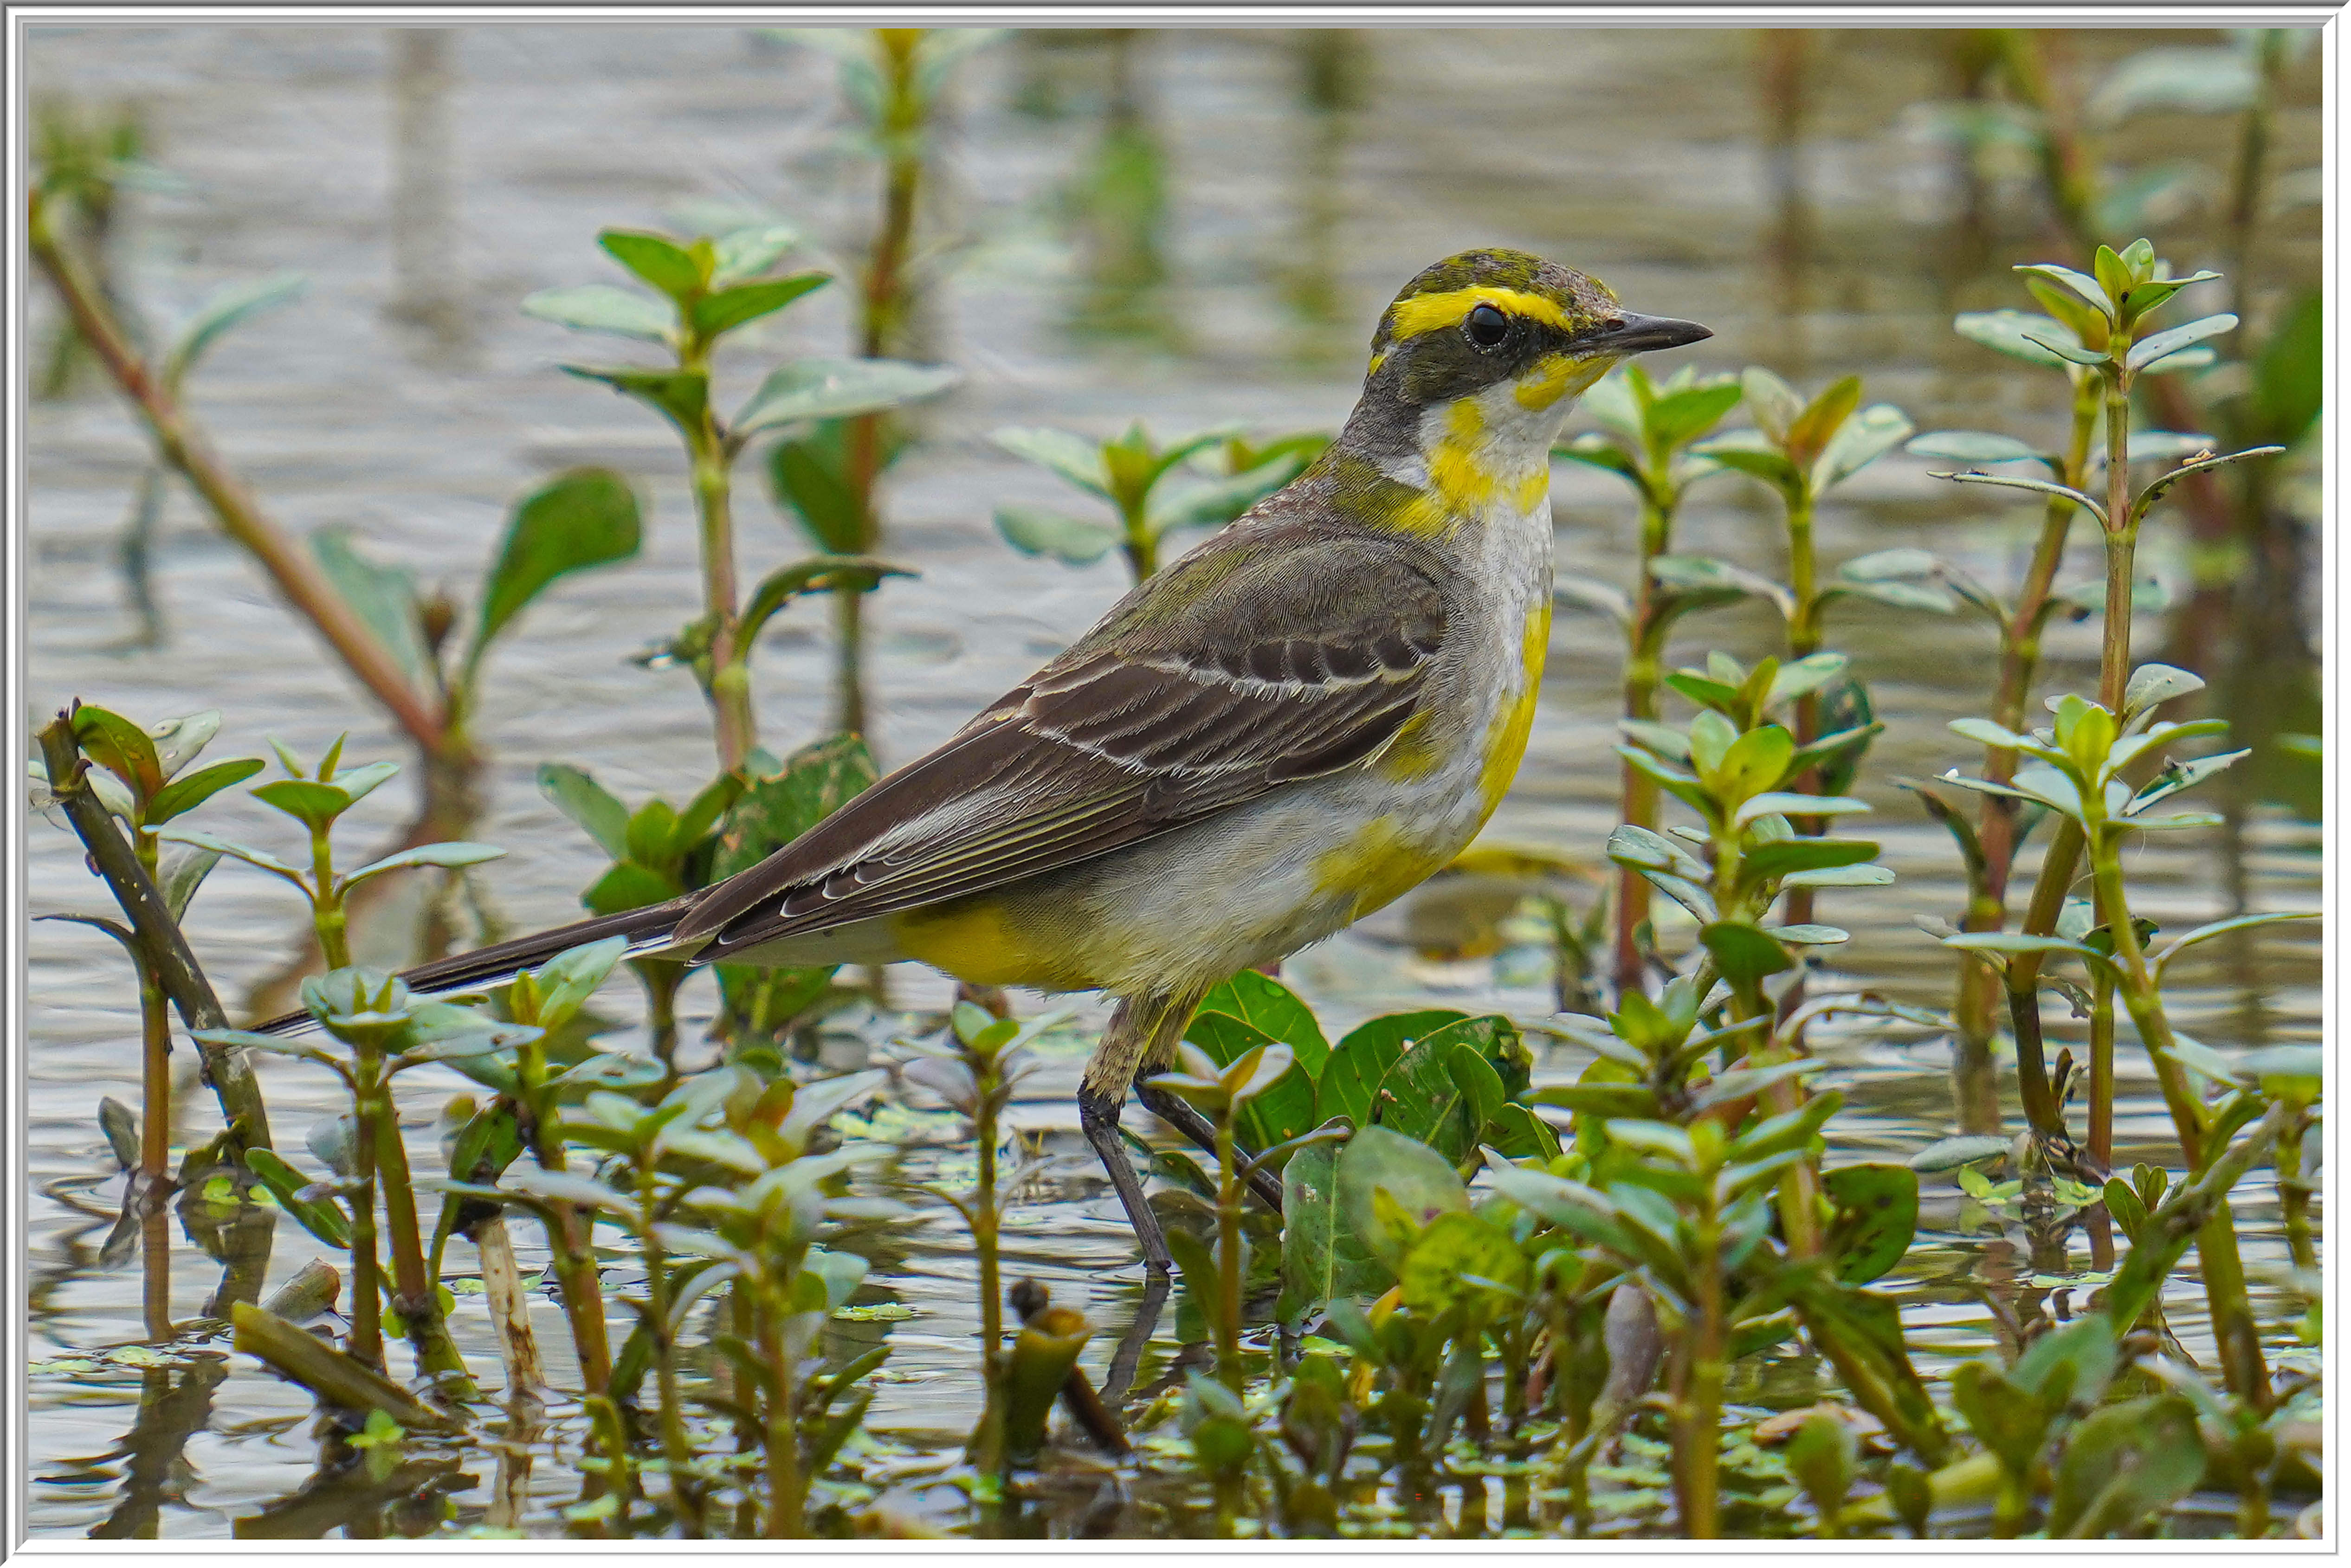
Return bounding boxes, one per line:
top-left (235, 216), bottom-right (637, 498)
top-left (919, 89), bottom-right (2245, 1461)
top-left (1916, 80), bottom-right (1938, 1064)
top-left (669, 523), bottom-right (1451, 959)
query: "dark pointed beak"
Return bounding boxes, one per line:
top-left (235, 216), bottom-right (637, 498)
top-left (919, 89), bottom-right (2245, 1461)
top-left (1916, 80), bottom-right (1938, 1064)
top-left (1581, 311), bottom-right (1712, 356)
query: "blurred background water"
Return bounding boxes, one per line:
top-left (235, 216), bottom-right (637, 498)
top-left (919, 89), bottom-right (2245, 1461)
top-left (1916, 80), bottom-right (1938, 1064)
top-left (22, 24), bottom-right (2323, 1538)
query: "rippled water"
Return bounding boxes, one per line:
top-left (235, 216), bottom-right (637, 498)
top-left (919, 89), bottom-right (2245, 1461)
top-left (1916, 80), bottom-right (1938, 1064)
top-left (24, 24), bottom-right (2322, 1538)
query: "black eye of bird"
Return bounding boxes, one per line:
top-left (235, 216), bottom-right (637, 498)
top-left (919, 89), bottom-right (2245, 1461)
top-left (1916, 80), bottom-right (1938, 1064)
top-left (1465, 303), bottom-right (1510, 349)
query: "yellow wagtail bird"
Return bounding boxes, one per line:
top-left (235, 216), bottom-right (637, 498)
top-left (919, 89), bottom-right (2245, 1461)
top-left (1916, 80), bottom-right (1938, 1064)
top-left (364, 249), bottom-right (1708, 1270)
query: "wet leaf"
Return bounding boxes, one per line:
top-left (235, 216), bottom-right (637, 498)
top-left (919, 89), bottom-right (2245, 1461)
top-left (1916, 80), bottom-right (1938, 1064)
top-left (2049, 1395), bottom-right (2208, 1537)
top-left (1369, 1016), bottom-right (1526, 1163)
top-left (1314, 1009), bottom-right (1460, 1133)
top-left (1279, 1138), bottom-right (1391, 1321)
top-left (98, 1097), bottom-right (139, 1169)
top-left (244, 1147), bottom-right (350, 1247)
top-left (1823, 1164), bottom-right (1918, 1284)
top-left (1335, 1124), bottom-right (1467, 1272)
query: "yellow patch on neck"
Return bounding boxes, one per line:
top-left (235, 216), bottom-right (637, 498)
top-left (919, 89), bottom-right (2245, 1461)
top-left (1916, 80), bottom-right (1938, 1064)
top-left (1422, 398), bottom-right (1552, 519)
top-left (1386, 285), bottom-right (1577, 342)
top-left (1477, 605), bottom-right (1553, 819)
top-left (1515, 351), bottom-right (1612, 411)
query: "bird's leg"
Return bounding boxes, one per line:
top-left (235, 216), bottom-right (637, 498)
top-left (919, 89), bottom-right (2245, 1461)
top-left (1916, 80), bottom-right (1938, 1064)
top-left (1077, 990), bottom-right (1208, 1274)
top-left (1134, 1082), bottom-right (1285, 1212)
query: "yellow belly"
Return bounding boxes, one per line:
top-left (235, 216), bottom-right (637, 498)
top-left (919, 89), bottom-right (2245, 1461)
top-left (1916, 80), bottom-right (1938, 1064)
top-left (889, 896), bottom-right (1096, 992)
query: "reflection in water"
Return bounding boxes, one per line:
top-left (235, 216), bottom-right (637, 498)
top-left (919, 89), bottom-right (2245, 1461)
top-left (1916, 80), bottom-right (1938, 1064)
top-left (1275, 31), bottom-right (1360, 368)
top-left (85, 1357), bottom-right (233, 1540)
top-left (1065, 31), bottom-right (1175, 347)
top-left (386, 29), bottom-right (468, 354)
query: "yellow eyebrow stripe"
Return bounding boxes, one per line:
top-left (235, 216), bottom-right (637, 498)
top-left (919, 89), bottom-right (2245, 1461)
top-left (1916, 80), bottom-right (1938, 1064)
top-left (1384, 285), bottom-right (1576, 341)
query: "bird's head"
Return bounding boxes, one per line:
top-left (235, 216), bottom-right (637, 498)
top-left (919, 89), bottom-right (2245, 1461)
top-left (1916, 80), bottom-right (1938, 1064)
top-left (1340, 248), bottom-right (1710, 516)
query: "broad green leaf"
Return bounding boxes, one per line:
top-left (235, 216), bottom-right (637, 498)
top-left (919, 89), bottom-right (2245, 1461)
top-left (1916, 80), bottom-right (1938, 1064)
top-left (1824, 1163), bottom-right (1918, 1284)
top-left (520, 283), bottom-right (672, 343)
top-left (1364, 1015), bottom-right (1526, 1164)
top-left (1552, 432), bottom-right (1641, 483)
top-left (740, 555), bottom-right (911, 646)
top-left (597, 228), bottom-right (704, 300)
top-left (563, 364), bottom-right (710, 437)
top-left (994, 506), bottom-right (1120, 567)
top-left (710, 222), bottom-right (804, 288)
top-left (250, 778), bottom-right (352, 832)
top-left (309, 529), bottom-right (431, 689)
top-left (1278, 1138), bottom-right (1391, 1320)
top-left (144, 756), bottom-right (264, 826)
top-left (1192, 970), bottom-right (1330, 1077)
top-left (342, 841), bottom-right (506, 888)
top-left (1954, 309), bottom-right (2077, 368)
top-left (1645, 379), bottom-right (1744, 452)
top-left (1182, 1011), bottom-right (1312, 1155)
top-left (539, 762), bottom-right (630, 860)
top-left (711, 735), bottom-right (876, 881)
top-left (1334, 1123), bottom-right (1468, 1273)
top-left (1815, 401), bottom-right (1912, 490)
top-left (71, 705), bottom-right (164, 800)
top-left (1908, 1133), bottom-right (2011, 1172)
top-left (244, 1148), bottom-right (350, 1247)
top-left (1316, 1009), bottom-right (1464, 1132)
top-left (2013, 262), bottom-right (2115, 321)
top-left (2125, 312), bottom-right (2236, 373)
top-left (471, 468), bottom-right (642, 660)
top-left (1700, 922), bottom-right (1792, 988)
top-left (991, 426), bottom-right (1113, 497)
top-left (2049, 1395), bottom-right (2208, 1537)
top-left (1905, 430), bottom-right (2041, 464)
top-left (689, 272), bottom-right (829, 340)
top-left (731, 357), bottom-right (958, 443)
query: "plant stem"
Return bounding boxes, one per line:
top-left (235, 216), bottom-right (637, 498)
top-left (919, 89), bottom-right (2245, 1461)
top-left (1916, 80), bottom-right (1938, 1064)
top-left (310, 830), bottom-right (351, 970)
top-left (348, 1062), bottom-right (384, 1372)
top-left (760, 1291), bottom-right (801, 1537)
top-left (1952, 382), bottom-right (2098, 1132)
top-left (2277, 1109), bottom-right (2315, 1271)
top-left (1674, 1217), bottom-right (1724, 1538)
top-left (369, 1087), bottom-right (471, 1392)
top-left (1781, 491), bottom-right (1822, 929)
top-left (471, 1213), bottom-right (546, 1400)
top-left (968, 1051), bottom-right (1007, 1475)
top-left (1216, 1111), bottom-right (1243, 1395)
top-left (28, 192), bottom-right (452, 757)
top-left (517, 1041), bottom-right (612, 1394)
top-left (2087, 967), bottom-right (2116, 1169)
top-left (685, 373), bottom-right (754, 770)
top-left (1611, 490), bottom-right (1672, 996)
top-left (139, 966), bottom-right (171, 1185)
top-left (637, 1173), bottom-right (702, 1536)
top-left (36, 717), bottom-right (271, 1146)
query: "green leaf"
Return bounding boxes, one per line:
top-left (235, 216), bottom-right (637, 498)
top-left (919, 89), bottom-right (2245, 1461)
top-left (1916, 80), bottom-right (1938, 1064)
top-left (1645, 380), bottom-right (1744, 452)
top-left (1908, 1133), bottom-right (2010, 1173)
top-left (1738, 839), bottom-right (1880, 883)
top-left (155, 826), bottom-right (305, 883)
top-left (1953, 310), bottom-right (2077, 369)
top-left (1193, 970), bottom-right (1330, 1077)
top-left (1400, 1210), bottom-right (1526, 1320)
top-left (597, 228), bottom-right (704, 300)
top-left (1905, 430), bottom-right (2041, 464)
top-left (1279, 1138), bottom-right (1392, 1321)
top-left (994, 506), bottom-right (1121, 567)
top-left (584, 858), bottom-right (681, 917)
top-left (730, 357), bottom-right (958, 443)
top-left (991, 426), bottom-right (1113, 497)
top-left (2249, 290), bottom-right (2321, 447)
top-left (250, 778), bottom-right (352, 832)
top-left (164, 273), bottom-right (306, 387)
top-left (1334, 1123), bottom-right (1468, 1273)
top-left (1932, 468), bottom-right (2106, 523)
top-left (689, 272), bottom-right (829, 340)
top-left (471, 468), bottom-right (642, 661)
top-left (2048, 1395), bottom-right (2208, 1538)
top-left (2013, 263), bottom-right (2115, 322)
top-left (1824, 1164), bottom-right (1918, 1284)
top-left (1146, 452), bottom-right (1306, 536)
top-left (711, 735), bottom-right (877, 882)
top-left (741, 555), bottom-right (911, 648)
top-left (1739, 365), bottom-right (1804, 443)
top-left (764, 419), bottom-right (875, 554)
top-left (1700, 922), bottom-right (1792, 988)
top-left (1692, 439), bottom-right (1806, 504)
top-left (342, 841), bottom-right (506, 889)
top-left (709, 222), bottom-right (804, 288)
top-left (144, 756), bottom-right (264, 826)
top-left (1552, 432), bottom-right (1641, 483)
top-left (538, 763), bottom-right (630, 860)
top-left (244, 1148), bottom-right (350, 1247)
top-left (1813, 402), bottom-right (1912, 490)
top-left (71, 705), bottom-right (164, 800)
top-left (308, 529), bottom-right (432, 690)
top-left (562, 364), bottom-right (710, 437)
top-left (1365, 1016), bottom-right (1527, 1164)
top-left (1182, 1012), bottom-right (1313, 1154)
top-left (1315, 1009), bottom-right (1464, 1133)
top-left (2125, 312), bottom-right (2236, 373)
top-left (519, 284), bottom-right (673, 343)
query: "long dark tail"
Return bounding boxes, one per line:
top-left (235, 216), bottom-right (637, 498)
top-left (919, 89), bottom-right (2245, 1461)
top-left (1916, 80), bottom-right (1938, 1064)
top-left (255, 897), bottom-right (694, 1035)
